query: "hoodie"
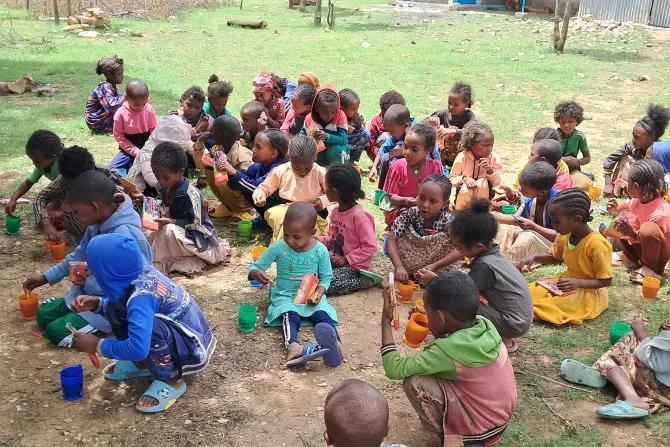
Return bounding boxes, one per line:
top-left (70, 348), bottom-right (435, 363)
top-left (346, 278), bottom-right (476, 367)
top-left (300, 85), bottom-right (349, 166)
top-left (43, 194), bottom-right (152, 332)
top-left (227, 157), bottom-right (289, 198)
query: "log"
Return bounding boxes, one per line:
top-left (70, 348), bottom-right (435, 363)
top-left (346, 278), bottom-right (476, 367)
top-left (226, 19), bottom-right (267, 29)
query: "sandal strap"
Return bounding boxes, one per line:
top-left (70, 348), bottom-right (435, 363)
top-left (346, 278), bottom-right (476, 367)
top-left (302, 343), bottom-right (321, 356)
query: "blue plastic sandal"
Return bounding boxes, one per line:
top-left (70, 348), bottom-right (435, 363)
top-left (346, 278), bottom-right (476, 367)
top-left (136, 380), bottom-right (187, 413)
top-left (596, 400), bottom-right (649, 420)
top-left (103, 360), bottom-right (152, 381)
top-left (314, 323), bottom-right (342, 368)
top-left (286, 343), bottom-right (330, 367)
top-left (560, 359), bottom-right (607, 389)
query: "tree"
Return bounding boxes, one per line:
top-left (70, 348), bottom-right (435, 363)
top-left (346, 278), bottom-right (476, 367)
top-left (553, 0), bottom-right (573, 53)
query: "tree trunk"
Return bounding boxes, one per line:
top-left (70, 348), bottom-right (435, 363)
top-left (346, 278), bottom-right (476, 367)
top-left (314, 0), bottom-right (322, 25)
top-left (53, 0), bottom-right (60, 25)
top-left (556, 0), bottom-right (573, 53)
top-left (288, 0), bottom-right (294, 9)
top-left (300, 0), bottom-right (306, 12)
top-left (26, 0), bottom-right (29, 10)
top-left (67, 0), bottom-right (71, 16)
top-left (326, 0), bottom-right (334, 28)
top-left (553, 0), bottom-right (561, 51)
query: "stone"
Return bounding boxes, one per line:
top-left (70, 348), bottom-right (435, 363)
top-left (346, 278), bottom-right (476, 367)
top-left (515, 12), bottom-right (529, 20)
top-left (77, 31), bottom-right (99, 38)
top-left (636, 75), bottom-right (651, 82)
top-left (582, 14), bottom-right (594, 22)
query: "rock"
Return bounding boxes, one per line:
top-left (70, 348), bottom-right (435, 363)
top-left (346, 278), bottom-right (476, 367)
top-left (636, 75), bottom-right (651, 82)
top-left (107, 38), bottom-right (114, 43)
top-left (77, 31), bottom-right (99, 38)
top-left (539, 54), bottom-right (545, 59)
top-left (362, 42), bottom-right (370, 48)
top-left (130, 31), bottom-right (144, 37)
top-left (515, 12), bottom-right (529, 20)
top-left (8, 75), bottom-right (34, 94)
top-left (184, 419), bottom-right (192, 425)
top-left (495, 83), bottom-right (504, 88)
top-left (510, 57), bottom-right (520, 61)
top-left (317, 382), bottom-right (327, 387)
top-left (576, 49), bottom-right (583, 54)
top-left (0, 82), bottom-right (8, 96)
top-left (340, 57), bottom-right (346, 62)
top-left (582, 14), bottom-right (594, 22)
top-left (172, 28), bottom-right (185, 33)
top-left (455, 48), bottom-right (465, 53)
top-left (64, 418), bottom-right (73, 423)
top-left (577, 73), bottom-right (585, 78)
top-left (517, 52), bottom-right (524, 56)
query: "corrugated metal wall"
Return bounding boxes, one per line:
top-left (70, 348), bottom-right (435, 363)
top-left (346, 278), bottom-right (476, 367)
top-left (579, 0), bottom-right (653, 24)
top-left (650, 0), bottom-right (670, 27)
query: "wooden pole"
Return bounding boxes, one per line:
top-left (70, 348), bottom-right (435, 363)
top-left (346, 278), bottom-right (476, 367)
top-left (557, 0), bottom-right (573, 53)
top-left (53, 0), bottom-right (60, 25)
top-left (300, 0), bottom-right (306, 12)
top-left (26, 0), bottom-right (29, 10)
top-left (314, 0), bottom-right (322, 25)
top-left (553, 0), bottom-right (560, 51)
top-left (67, 0), bottom-right (71, 16)
top-left (289, 0), bottom-right (294, 9)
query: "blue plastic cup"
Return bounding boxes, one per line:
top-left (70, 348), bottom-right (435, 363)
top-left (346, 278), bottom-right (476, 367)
top-left (60, 364), bottom-right (84, 401)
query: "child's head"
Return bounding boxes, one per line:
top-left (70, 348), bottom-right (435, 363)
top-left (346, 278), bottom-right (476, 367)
top-left (548, 188), bottom-right (592, 236)
top-left (297, 72), bottom-right (320, 90)
top-left (448, 82), bottom-right (473, 118)
top-left (529, 138), bottom-right (563, 168)
top-left (283, 202), bottom-right (317, 251)
top-left (383, 104), bottom-right (412, 139)
top-left (633, 103), bottom-right (670, 151)
top-left (313, 88), bottom-right (340, 125)
top-left (325, 164), bottom-right (365, 206)
top-left (291, 84), bottom-right (316, 117)
top-left (323, 379), bottom-right (389, 447)
top-left (58, 146), bottom-right (95, 181)
top-left (86, 234), bottom-right (144, 301)
top-left (96, 55), bottom-right (124, 85)
top-left (532, 127), bottom-right (560, 143)
top-left (252, 72), bottom-right (278, 105)
top-left (418, 174), bottom-right (451, 219)
top-left (207, 74), bottom-right (234, 116)
top-left (518, 161), bottom-right (556, 201)
top-left (554, 100), bottom-right (584, 136)
top-left (627, 159), bottom-right (667, 203)
top-left (66, 170), bottom-right (116, 226)
top-left (449, 198), bottom-right (497, 258)
top-left (180, 86), bottom-right (206, 121)
top-left (150, 141), bottom-right (187, 190)
top-left (404, 123), bottom-right (436, 167)
top-left (379, 90), bottom-right (405, 117)
top-left (253, 129), bottom-right (289, 165)
top-left (125, 80), bottom-right (149, 113)
top-left (25, 129), bottom-right (62, 170)
top-left (212, 115), bottom-right (243, 149)
top-left (240, 101), bottom-right (267, 134)
top-left (423, 270), bottom-right (480, 338)
top-left (287, 135), bottom-right (317, 178)
top-left (460, 121), bottom-right (494, 159)
top-left (338, 88), bottom-right (360, 121)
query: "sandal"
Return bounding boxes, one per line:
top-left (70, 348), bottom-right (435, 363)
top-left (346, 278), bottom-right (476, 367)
top-left (596, 400), bottom-right (649, 420)
top-left (285, 343), bottom-right (329, 367)
top-left (359, 269), bottom-right (384, 286)
top-left (103, 360), bottom-right (152, 381)
top-left (503, 338), bottom-right (518, 354)
top-left (314, 323), bottom-right (341, 368)
top-left (135, 380), bottom-right (187, 413)
top-left (629, 266), bottom-right (661, 285)
top-left (560, 359), bottom-right (607, 389)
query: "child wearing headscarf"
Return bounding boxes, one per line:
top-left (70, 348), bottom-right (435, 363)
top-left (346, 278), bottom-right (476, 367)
top-left (298, 72), bottom-right (320, 90)
top-left (252, 72), bottom-right (285, 129)
top-left (85, 55), bottom-right (125, 134)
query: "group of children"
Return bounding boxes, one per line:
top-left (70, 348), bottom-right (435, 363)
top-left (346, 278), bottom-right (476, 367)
top-left (5, 54), bottom-right (670, 441)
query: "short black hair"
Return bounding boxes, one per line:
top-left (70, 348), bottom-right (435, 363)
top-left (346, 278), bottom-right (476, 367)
top-left (550, 188), bottom-right (592, 223)
top-left (421, 173), bottom-right (451, 202)
top-left (25, 129), bottom-right (63, 159)
top-left (407, 123), bottom-right (436, 151)
top-left (284, 201), bottom-right (317, 229)
top-left (326, 164), bottom-right (365, 206)
top-left (258, 129), bottom-right (289, 159)
top-left (379, 90), bottom-right (405, 116)
top-left (241, 101), bottom-right (267, 119)
top-left (180, 86), bottom-right (206, 103)
top-left (450, 82), bottom-right (473, 107)
top-left (151, 141), bottom-right (187, 173)
top-left (533, 127), bottom-right (560, 143)
top-left (292, 84), bottom-right (316, 105)
top-left (125, 79), bottom-right (149, 100)
top-left (207, 74), bottom-right (234, 99)
top-left (519, 161), bottom-right (557, 191)
top-left (449, 198), bottom-right (497, 248)
top-left (315, 89), bottom-right (339, 106)
top-left (270, 73), bottom-right (287, 96)
top-left (533, 139), bottom-right (563, 167)
top-left (212, 115), bottom-right (243, 149)
top-left (637, 103), bottom-right (670, 141)
top-left (424, 270), bottom-right (480, 323)
top-left (383, 104), bottom-right (411, 127)
top-left (338, 88), bottom-right (360, 108)
top-left (58, 146), bottom-right (95, 180)
top-left (629, 159), bottom-right (667, 202)
top-left (554, 100), bottom-right (584, 124)
top-left (66, 170), bottom-right (116, 205)
top-left (288, 135), bottom-right (317, 160)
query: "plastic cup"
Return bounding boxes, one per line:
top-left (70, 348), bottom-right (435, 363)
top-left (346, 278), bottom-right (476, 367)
top-left (251, 246), bottom-right (267, 262)
top-left (249, 280), bottom-right (263, 288)
top-left (60, 364), bottom-right (84, 401)
top-left (415, 299), bottom-right (424, 311)
top-left (501, 205), bottom-right (516, 215)
top-left (238, 220), bottom-right (252, 240)
top-left (641, 277), bottom-right (661, 300)
top-left (18, 292), bottom-right (38, 320)
top-left (610, 322), bottom-right (632, 345)
top-left (403, 313), bottom-right (430, 348)
top-left (6, 214), bottom-right (20, 235)
top-left (397, 281), bottom-right (420, 304)
top-left (443, 168), bottom-right (450, 177)
top-left (46, 241), bottom-right (67, 263)
top-left (238, 303), bottom-right (258, 333)
top-left (589, 186), bottom-right (603, 201)
top-left (374, 190), bottom-right (385, 206)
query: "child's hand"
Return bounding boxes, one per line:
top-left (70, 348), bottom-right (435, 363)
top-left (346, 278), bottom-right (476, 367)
top-left (195, 116), bottom-right (209, 133)
top-left (659, 317), bottom-right (670, 332)
top-left (71, 272), bottom-right (86, 287)
top-left (381, 285), bottom-right (397, 322)
top-left (196, 177), bottom-right (209, 190)
top-left (631, 313), bottom-right (648, 341)
top-left (408, 304), bottom-right (426, 320)
top-left (314, 130), bottom-right (327, 141)
top-left (307, 286), bottom-right (326, 305)
top-left (253, 192), bottom-right (267, 207)
top-left (348, 125), bottom-right (355, 135)
top-left (427, 116), bottom-right (440, 128)
top-left (42, 220), bottom-right (61, 242)
top-left (196, 131), bottom-right (213, 142)
top-left (313, 198), bottom-right (325, 212)
top-left (23, 274), bottom-right (48, 292)
top-left (72, 331), bottom-right (100, 354)
top-left (616, 219), bottom-right (638, 240)
top-left (404, 197), bottom-right (417, 207)
top-left (395, 266), bottom-right (409, 283)
top-left (414, 268), bottom-right (437, 284)
top-left (249, 269), bottom-right (271, 285)
top-left (438, 127), bottom-right (457, 139)
top-left (155, 217), bottom-right (173, 227)
top-left (70, 295), bottom-right (100, 313)
top-left (5, 198), bottom-right (17, 216)
top-left (516, 256), bottom-right (535, 273)
top-left (463, 177), bottom-right (477, 189)
top-left (607, 198), bottom-right (619, 217)
top-left (217, 158), bottom-right (236, 175)
top-left (368, 170), bottom-right (378, 182)
top-left (330, 252), bottom-right (347, 267)
top-left (562, 156), bottom-right (580, 170)
top-left (257, 116), bottom-right (267, 131)
top-left (390, 145), bottom-right (404, 159)
top-left (556, 277), bottom-right (582, 293)
top-left (516, 217), bottom-right (536, 231)
top-left (479, 159), bottom-right (494, 175)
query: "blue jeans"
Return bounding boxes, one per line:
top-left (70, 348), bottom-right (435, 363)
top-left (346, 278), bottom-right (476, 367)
top-left (281, 310), bottom-right (339, 348)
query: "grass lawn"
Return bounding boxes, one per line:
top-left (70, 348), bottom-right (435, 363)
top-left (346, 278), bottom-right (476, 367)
top-left (1, 2), bottom-right (670, 446)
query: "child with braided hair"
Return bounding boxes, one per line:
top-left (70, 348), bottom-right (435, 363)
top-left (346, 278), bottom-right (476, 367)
top-left (85, 55), bottom-right (125, 134)
top-left (281, 84), bottom-right (315, 137)
top-left (203, 74), bottom-right (233, 119)
top-left (319, 164), bottom-right (378, 296)
top-left (339, 88), bottom-right (371, 164)
top-left (519, 188), bottom-right (613, 325)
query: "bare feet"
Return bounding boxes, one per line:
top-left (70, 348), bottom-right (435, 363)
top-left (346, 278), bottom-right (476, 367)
top-left (137, 378), bottom-right (184, 409)
top-left (503, 338), bottom-right (518, 353)
top-left (286, 342), bottom-right (303, 362)
top-left (621, 395), bottom-right (649, 411)
top-left (360, 276), bottom-right (375, 290)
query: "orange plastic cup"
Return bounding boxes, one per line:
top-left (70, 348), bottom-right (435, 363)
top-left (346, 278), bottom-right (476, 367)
top-left (403, 313), bottom-right (430, 348)
top-left (415, 299), bottom-right (424, 311)
top-left (588, 186), bottom-right (603, 201)
top-left (641, 277), bottom-right (660, 300)
top-left (45, 241), bottom-right (67, 263)
top-left (18, 292), bottom-right (39, 320)
top-left (397, 281), bottom-right (420, 304)
top-left (251, 246), bottom-right (267, 262)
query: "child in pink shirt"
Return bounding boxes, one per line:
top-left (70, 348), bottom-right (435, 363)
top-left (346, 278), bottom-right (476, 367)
top-left (319, 164), bottom-right (378, 295)
top-left (280, 84), bottom-right (315, 137)
top-left (110, 80), bottom-right (157, 171)
top-left (383, 123), bottom-right (443, 226)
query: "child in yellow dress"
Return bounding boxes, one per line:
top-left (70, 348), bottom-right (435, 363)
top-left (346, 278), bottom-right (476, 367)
top-left (518, 188), bottom-right (613, 325)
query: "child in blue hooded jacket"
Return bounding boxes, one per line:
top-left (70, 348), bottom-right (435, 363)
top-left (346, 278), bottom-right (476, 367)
top-left (24, 171), bottom-right (152, 347)
top-left (71, 233), bottom-right (216, 413)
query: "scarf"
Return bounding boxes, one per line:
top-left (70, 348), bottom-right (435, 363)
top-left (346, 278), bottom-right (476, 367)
top-left (98, 55), bottom-right (123, 76)
top-left (298, 72), bottom-right (321, 90)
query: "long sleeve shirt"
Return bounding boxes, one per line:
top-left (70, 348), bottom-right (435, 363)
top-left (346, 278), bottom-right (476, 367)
top-left (100, 294), bottom-right (158, 361)
top-left (603, 141), bottom-right (645, 176)
top-left (252, 162), bottom-right (329, 206)
top-left (449, 150), bottom-right (502, 187)
top-left (113, 102), bottom-right (158, 156)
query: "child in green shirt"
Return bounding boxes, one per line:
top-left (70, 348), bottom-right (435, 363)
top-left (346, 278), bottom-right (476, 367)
top-left (554, 100), bottom-right (591, 172)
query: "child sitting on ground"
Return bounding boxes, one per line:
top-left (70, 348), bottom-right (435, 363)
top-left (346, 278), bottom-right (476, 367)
top-left (603, 103), bottom-right (670, 197)
top-left (319, 164), bottom-right (378, 295)
top-left (34, 146), bottom-right (125, 243)
top-left (5, 130), bottom-right (62, 217)
top-left (148, 142), bottom-right (230, 275)
top-left (607, 159), bottom-right (670, 283)
top-left (110, 80), bottom-right (157, 171)
top-left (249, 202), bottom-right (341, 368)
top-left (281, 84), bottom-right (315, 137)
top-left (380, 270), bottom-right (517, 446)
top-left (85, 55), bottom-right (125, 134)
top-left (387, 174), bottom-right (456, 282)
top-left (555, 100), bottom-right (591, 172)
top-left (519, 188), bottom-right (613, 325)
top-left (252, 72), bottom-right (285, 128)
top-left (562, 313), bottom-right (670, 420)
top-left (24, 171), bottom-right (152, 347)
top-left (176, 86), bottom-right (213, 138)
top-left (339, 88), bottom-right (371, 164)
top-left (449, 121), bottom-right (502, 210)
top-left (427, 82), bottom-right (477, 169)
top-left (203, 74), bottom-right (233, 118)
top-left (253, 135), bottom-right (329, 241)
top-left (511, 128), bottom-right (571, 190)
top-left (323, 379), bottom-right (407, 447)
top-left (368, 90), bottom-right (405, 163)
top-left (301, 85), bottom-right (349, 166)
top-left (513, 138), bottom-right (574, 192)
top-left (383, 124), bottom-right (443, 227)
top-left (240, 101), bottom-right (268, 149)
top-left (70, 233), bottom-right (216, 413)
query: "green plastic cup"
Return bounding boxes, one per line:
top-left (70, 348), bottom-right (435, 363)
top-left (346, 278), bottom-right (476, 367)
top-left (6, 214), bottom-right (20, 235)
top-left (238, 220), bottom-right (252, 240)
top-left (501, 205), bottom-right (516, 215)
top-left (374, 190), bottom-right (385, 206)
top-left (238, 303), bottom-right (257, 333)
top-left (610, 322), bottom-right (632, 345)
